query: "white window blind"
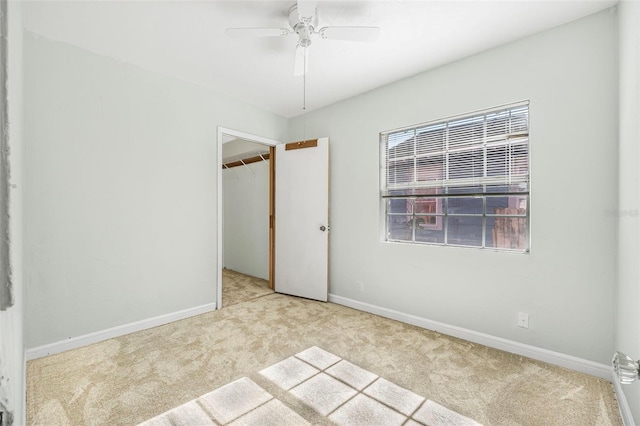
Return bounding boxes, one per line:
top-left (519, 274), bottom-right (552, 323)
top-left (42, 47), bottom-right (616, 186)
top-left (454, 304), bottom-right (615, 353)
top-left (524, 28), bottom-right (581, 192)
top-left (382, 102), bottom-right (529, 196)
top-left (380, 102), bottom-right (530, 251)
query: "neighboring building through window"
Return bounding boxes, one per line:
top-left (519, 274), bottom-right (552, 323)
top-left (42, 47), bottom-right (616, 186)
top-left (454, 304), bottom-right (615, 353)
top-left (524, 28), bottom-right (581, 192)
top-left (380, 102), bottom-right (530, 251)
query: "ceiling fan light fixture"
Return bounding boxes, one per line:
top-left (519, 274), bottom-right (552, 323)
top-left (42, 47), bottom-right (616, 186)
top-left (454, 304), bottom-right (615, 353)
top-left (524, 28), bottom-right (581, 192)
top-left (293, 45), bottom-right (309, 77)
top-left (295, 24), bottom-right (313, 47)
top-left (225, 0), bottom-right (380, 77)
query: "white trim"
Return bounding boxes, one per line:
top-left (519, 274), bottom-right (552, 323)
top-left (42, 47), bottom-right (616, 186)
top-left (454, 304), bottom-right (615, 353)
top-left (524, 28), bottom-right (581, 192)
top-left (612, 378), bottom-right (635, 426)
top-left (329, 294), bottom-right (612, 380)
top-left (217, 127), bottom-right (281, 147)
top-left (25, 303), bottom-right (217, 360)
top-left (216, 127), bottom-right (280, 311)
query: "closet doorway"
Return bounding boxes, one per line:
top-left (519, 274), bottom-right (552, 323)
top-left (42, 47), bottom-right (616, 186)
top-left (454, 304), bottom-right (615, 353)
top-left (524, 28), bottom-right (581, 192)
top-left (217, 128), bottom-right (279, 309)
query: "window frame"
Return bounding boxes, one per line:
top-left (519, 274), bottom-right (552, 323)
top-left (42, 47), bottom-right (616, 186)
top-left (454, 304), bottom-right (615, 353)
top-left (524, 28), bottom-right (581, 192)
top-left (380, 101), bottom-right (530, 252)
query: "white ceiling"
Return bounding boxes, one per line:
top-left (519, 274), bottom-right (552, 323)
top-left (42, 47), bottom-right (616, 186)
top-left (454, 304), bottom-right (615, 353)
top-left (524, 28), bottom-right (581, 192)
top-left (24, 0), bottom-right (616, 118)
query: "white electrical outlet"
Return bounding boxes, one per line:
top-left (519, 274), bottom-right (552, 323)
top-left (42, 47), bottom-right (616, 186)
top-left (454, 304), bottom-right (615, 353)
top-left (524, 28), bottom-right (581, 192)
top-left (517, 312), bottom-right (529, 329)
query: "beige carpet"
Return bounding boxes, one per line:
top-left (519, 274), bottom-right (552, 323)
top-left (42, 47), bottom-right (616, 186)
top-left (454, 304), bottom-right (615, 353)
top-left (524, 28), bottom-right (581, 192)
top-left (27, 292), bottom-right (622, 425)
top-left (222, 268), bottom-right (273, 308)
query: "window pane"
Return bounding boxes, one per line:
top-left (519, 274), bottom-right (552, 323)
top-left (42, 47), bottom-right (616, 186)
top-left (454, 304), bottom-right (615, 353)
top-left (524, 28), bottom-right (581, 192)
top-left (387, 199), bottom-right (412, 241)
top-left (485, 184), bottom-right (510, 193)
top-left (487, 197), bottom-right (527, 213)
top-left (447, 185), bottom-right (483, 195)
top-left (448, 148), bottom-right (483, 180)
top-left (447, 216), bottom-right (483, 247)
top-left (416, 205), bottom-right (442, 232)
top-left (448, 116), bottom-right (484, 149)
top-left (484, 184), bottom-right (528, 194)
top-left (414, 197), bottom-right (437, 213)
top-left (415, 214), bottom-right (439, 227)
top-left (510, 106), bottom-right (529, 133)
top-left (416, 155), bottom-right (444, 183)
top-left (387, 198), bottom-right (411, 215)
top-left (487, 216), bottom-right (528, 250)
top-left (415, 227), bottom-right (445, 244)
top-left (511, 141), bottom-right (529, 177)
top-left (447, 197), bottom-right (483, 215)
top-left (387, 217), bottom-right (412, 241)
top-left (387, 130), bottom-right (414, 160)
top-left (416, 124), bottom-right (445, 155)
top-left (486, 110), bottom-right (509, 138)
top-left (387, 158), bottom-right (413, 186)
top-left (486, 145), bottom-right (508, 177)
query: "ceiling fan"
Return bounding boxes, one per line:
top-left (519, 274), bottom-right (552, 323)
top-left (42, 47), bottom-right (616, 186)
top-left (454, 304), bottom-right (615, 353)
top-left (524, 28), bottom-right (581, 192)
top-left (225, 0), bottom-right (380, 76)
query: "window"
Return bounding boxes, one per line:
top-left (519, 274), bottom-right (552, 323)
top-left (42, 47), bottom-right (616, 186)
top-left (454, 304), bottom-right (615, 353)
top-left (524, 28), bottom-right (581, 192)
top-left (380, 102), bottom-right (529, 252)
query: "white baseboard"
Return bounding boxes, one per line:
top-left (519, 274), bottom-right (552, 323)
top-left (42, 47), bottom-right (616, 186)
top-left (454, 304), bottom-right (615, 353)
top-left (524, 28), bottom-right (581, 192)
top-left (328, 294), bottom-right (612, 380)
top-left (25, 302), bottom-right (217, 360)
top-left (612, 378), bottom-right (635, 426)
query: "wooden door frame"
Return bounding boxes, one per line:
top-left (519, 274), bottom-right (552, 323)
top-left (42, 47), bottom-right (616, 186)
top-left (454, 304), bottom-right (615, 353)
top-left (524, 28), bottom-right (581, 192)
top-left (216, 127), bottom-right (280, 310)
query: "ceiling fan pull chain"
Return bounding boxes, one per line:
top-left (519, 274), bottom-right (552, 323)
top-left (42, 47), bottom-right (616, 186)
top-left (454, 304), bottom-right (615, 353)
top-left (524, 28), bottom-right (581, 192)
top-left (303, 57), bottom-right (307, 111)
top-left (302, 52), bottom-right (307, 141)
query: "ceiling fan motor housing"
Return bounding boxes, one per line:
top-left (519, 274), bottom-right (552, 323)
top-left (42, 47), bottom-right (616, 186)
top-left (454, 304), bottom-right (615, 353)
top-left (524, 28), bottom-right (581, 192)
top-left (289, 5), bottom-right (316, 46)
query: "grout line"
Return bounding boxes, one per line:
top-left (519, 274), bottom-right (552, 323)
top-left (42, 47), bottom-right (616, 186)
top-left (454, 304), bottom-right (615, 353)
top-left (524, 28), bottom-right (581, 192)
top-left (286, 370), bottom-right (321, 391)
top-left (290, 350), bottom-right (419, 422)
top-left (225, 395), bottom-right (275, 425)
top-left (325, 392), bottom-right (358, 418)
top-left (407, 398), bottom-right (427, 421)
top-left (362, 388), bottom-right (414, 421)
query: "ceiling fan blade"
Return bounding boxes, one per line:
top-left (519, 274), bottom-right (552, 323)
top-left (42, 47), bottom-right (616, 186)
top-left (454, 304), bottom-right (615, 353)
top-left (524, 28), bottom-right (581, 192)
top-left (319, 26), bottom-right (380, 42)
top-left (293, 45), bottom-right (309, 77)
top-left (297, 0), bottom-right (317, 21)
top-left (225, 27), bottom-right (290, 38)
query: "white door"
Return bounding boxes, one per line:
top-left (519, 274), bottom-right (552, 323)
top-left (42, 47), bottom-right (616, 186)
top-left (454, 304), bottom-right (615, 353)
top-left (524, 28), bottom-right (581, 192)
top-left (275, 137), bottom-right (329, 301)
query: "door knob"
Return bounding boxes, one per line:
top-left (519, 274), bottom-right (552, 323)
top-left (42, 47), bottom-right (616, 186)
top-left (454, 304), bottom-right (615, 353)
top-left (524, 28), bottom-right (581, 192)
top-left (319, 225), bottom-right (326, 232)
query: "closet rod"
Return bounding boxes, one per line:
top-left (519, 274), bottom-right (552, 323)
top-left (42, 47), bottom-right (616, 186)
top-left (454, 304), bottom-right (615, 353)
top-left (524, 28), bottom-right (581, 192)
top-left (222, 152), bottom-right (270, 169)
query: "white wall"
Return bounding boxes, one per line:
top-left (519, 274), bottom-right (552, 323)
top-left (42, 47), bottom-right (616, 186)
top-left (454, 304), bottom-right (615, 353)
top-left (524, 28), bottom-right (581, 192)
top-left (223, 160), bottom-right (270, 280)
top-left (23, 31), bottom-right (287, 349)
top-left (289, 9), bottom-right (618, 364)
top-left (222, 139), bottom-right (268, 160)
top-left (0, 2), bottom-right (25, 424)
top-left (617, 1), bottom-right (640, 421)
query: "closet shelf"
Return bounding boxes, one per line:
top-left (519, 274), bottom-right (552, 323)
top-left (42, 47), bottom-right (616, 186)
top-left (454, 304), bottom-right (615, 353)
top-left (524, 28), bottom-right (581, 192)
top-left (222, 150), bottom-right (270, 169)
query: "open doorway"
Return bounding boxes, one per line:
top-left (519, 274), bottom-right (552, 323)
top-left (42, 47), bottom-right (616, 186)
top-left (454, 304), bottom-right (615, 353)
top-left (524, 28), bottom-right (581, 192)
top-left (216, 127), bottom-right (280, 309)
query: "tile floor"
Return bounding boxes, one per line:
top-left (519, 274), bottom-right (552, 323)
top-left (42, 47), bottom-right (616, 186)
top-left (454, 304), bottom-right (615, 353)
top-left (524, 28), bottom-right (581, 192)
top-left (139, 346), bottom-right (481, 426)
